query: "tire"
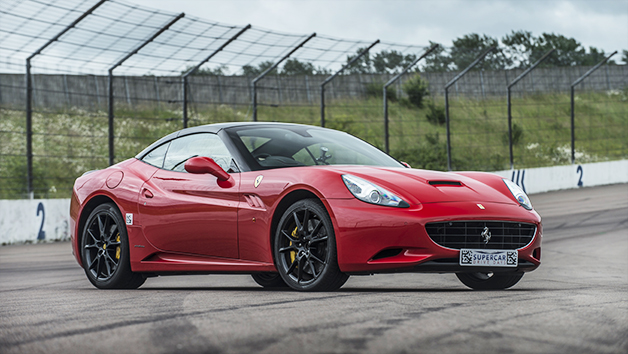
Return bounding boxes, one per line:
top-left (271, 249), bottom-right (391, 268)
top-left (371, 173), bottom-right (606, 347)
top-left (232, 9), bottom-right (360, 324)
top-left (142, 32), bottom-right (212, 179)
top-left (251, 273), bottom-right (288, 288)
top-left (273, 199), bottom-right (349, 291)
top-left (456, 272), bottom-right (524, 290)
top-left (81, 203), bottom-right (146, 289)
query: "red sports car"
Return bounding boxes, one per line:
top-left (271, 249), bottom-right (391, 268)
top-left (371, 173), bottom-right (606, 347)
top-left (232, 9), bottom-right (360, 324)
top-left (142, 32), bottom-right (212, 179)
top-left (70, 122), bottom-right (541, 291)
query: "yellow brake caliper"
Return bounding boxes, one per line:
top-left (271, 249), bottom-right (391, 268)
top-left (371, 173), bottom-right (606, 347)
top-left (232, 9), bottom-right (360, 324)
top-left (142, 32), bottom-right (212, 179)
top-left (290, 227), bottom-right (298, 264)
top-left (115, 233), bottom-right (121, 260)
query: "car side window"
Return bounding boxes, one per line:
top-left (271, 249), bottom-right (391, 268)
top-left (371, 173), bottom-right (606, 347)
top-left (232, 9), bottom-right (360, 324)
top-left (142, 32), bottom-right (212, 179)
top-left (163, 133), bottom-right (237, 173)
top-left (140, 142), bottom-right (170, 168)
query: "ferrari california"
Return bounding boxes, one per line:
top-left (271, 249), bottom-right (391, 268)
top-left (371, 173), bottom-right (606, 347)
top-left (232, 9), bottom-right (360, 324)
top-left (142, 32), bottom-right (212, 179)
top-left (70, 122), bottom-right (542, 291)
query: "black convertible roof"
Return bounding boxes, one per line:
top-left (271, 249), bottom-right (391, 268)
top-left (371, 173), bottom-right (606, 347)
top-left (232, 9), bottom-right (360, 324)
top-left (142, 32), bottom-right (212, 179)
top-left (135, 122), bottom-right (329, 160)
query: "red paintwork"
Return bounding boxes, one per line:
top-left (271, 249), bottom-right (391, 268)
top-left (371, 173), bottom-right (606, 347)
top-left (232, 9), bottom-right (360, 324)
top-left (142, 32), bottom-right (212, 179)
top-left (70, 159), bottom-right (541, 275)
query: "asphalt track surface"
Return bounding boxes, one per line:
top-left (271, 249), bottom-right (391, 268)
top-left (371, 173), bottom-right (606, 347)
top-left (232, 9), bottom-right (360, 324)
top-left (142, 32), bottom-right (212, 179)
top-left (1, 184), bottom-right (627, 354)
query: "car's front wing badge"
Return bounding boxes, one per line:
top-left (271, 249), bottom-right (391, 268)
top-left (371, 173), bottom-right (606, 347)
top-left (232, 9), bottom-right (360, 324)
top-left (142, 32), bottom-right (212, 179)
top-left (254, 175), bottom-right (264, 188)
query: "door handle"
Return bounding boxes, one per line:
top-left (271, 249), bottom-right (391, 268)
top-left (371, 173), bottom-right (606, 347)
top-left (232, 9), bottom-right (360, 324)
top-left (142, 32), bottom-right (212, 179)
top-left (143, 189), bottom-right (154, 198)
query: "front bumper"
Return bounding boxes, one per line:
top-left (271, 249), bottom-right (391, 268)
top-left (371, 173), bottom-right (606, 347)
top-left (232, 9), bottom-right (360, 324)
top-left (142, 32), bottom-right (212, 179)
top-left (327, 199), bottom-right (542, 274)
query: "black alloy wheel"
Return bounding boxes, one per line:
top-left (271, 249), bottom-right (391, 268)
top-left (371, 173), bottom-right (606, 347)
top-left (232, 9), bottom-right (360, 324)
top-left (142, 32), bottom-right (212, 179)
top-left (456, 272), bottom-right (524, 290)
top-left (81, 203), bottom-right (145, 289)
top-left (274, 199), bottom-right (348, 291)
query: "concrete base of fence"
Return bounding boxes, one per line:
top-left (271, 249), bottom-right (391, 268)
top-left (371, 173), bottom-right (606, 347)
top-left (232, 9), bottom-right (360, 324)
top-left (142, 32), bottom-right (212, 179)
top-left (1, 160), bottom-right (626, 245)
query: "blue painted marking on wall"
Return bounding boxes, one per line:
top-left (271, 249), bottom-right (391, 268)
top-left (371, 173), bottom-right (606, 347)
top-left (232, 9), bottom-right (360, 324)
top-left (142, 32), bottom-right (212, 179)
top-left (576, 165), bottom-right (584, 187)
top-left (36, 202), bottom-right (46, 240)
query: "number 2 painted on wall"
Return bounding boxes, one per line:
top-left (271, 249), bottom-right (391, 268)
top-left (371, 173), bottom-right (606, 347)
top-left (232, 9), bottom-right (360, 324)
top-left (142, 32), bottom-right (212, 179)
top-left (37, 202), bottom-right (46, 240)
top-left (576, 165), bottom-right (583, 187)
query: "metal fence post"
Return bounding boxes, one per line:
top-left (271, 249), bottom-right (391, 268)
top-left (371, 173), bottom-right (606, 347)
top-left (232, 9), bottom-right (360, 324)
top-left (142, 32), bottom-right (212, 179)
top-left (506, 49), bottom-right (555, 170)
top-left (107, 13), bottom-right (184, 165)
top-left (252, 33), bottom-right (316, 121)
top-left (570, 51), bottom-right (617, 164)
top-left (182, 24), bottom-right (251, 128)
top-left (383, 44), bottom-right (438, 153)
top-left (444, 46), bottom-right (496, 171)
top-left (320, 40), bottom-right (379, 127)
top-left (23, 0), bottom-right (108, 197)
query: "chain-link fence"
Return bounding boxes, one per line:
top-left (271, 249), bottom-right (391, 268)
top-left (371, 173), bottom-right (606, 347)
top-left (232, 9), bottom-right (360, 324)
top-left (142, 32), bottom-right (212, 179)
top-left (1, 0), bottom-right (626, 199)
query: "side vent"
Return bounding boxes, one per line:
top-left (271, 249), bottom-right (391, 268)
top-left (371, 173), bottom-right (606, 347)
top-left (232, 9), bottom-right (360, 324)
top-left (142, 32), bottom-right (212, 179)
top-left (428, 180), bottom-right (462, 186)
top-left (244, 194), bottom-right (265, 209)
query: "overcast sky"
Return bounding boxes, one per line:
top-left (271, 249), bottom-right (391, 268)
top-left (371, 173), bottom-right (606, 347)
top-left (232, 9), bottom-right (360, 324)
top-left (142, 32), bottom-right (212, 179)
top-left (131, 0), bottom-right (628, 60)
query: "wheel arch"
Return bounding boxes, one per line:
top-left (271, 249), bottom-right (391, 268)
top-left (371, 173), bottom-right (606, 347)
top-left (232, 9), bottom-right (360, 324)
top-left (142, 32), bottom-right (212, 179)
top-left (270, 189), bottom-right (322, 260)
top-left (77, 195), bottom-right (118, 263)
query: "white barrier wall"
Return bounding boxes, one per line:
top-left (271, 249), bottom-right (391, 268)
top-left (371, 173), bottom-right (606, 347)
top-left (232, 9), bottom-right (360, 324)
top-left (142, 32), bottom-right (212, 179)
top-left (0, 199), bottom-right (71, 244)
top-left (492, 160), bottom-right (628, 195)
top-left (1, 160), bottom-right (627, 244)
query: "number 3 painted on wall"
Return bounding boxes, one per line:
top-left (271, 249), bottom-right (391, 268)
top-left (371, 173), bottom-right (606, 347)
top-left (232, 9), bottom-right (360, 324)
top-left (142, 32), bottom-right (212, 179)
top-left (576, 165), bottom-right (583, 187)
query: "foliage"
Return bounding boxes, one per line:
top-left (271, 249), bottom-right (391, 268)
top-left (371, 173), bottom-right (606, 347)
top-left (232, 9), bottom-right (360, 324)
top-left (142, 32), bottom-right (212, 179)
top-left (423, 41), bottom-right (453, 72)
top-left (181, 64), bottom-right (229, 76)
top-left (242, 60), bottom-right (277, 76)
top-left (502, 30), bottom-right (613, 68)
top-left (450, 34), bottom-right (509, 70)
top-left (392, 133), bottom-right (448, 171)
top-left (346, 48), bottom-right (417, 74)
top-left (241, 59), bottom-right (330, 76)
top-left (502, 123), bottom-right (524, 146)
top-left (402, 74), bottom-right (429, 109)
top-left (281, 59), bottom-right (315, 75)
top-left (424, 31), bottom-right (613, 72)
top-left (364, 81), bottom-right (397, 102)
top-left (425, 100), bottom-right (446, 125)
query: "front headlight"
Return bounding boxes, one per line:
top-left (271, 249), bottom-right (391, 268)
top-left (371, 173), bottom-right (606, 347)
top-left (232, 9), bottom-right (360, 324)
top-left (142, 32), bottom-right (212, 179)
top-left (342, 174), bottom-right (409, 208)
top-left (503, 179), bottom-right (532, 210)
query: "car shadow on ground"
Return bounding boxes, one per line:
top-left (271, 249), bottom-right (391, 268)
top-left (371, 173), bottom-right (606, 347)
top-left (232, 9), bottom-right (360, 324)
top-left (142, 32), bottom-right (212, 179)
top-left (122, 286), bottom-right (544, 293)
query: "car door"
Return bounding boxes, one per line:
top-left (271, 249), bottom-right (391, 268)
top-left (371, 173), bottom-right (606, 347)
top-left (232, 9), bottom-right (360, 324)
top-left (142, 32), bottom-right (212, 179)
top-left (138, 133), bottom-right (240, 259)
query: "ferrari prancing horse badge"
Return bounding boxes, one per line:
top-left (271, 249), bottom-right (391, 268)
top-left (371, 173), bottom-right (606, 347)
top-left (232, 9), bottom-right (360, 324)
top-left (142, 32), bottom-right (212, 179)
top-left (254, 175), bottom-right (263, 188)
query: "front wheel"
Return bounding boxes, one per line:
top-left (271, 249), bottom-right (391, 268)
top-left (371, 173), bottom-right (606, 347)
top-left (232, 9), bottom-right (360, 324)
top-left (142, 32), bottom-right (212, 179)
top-left (273, 199), bottom-right (348, 291)
top-left (456, 272), bottom-right (524, 290)
top-left (81, 203), bottom-right (145, 289)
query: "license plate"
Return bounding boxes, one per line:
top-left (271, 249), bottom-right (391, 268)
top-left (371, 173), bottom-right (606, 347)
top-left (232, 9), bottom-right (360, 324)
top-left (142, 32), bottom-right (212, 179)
top-left (459, 249), bottom-right (518, 267)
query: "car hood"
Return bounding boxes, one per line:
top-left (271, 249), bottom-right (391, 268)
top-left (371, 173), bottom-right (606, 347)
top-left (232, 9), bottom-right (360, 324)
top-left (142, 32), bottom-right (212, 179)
top-left (326, 166), bottom-right (515, 206)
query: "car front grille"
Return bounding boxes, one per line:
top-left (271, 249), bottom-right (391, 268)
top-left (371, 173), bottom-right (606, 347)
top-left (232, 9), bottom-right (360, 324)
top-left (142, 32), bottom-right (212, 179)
top-left (425, 221), bottom-right (536, 250)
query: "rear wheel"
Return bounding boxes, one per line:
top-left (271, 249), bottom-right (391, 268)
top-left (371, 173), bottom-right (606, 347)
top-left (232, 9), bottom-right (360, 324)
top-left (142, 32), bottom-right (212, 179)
top-left (251, 273), bottom-right (288, 288)
top-left (81, 203), bottom-right (145, 289)
top-left (456, 272), bottom-right (524, 290)
top-left (273, 199), bottom-right (348, 291)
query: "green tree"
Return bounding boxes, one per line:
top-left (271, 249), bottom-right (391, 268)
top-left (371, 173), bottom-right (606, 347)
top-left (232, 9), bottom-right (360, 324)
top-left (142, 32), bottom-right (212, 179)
top-left (502, 30), bottom-right (612, 67)
top-left (372, 50), bottom-right (417, 74)
top-left (345, 47), bottom-right (374, 74)
top-left (281, 58), bottom-right (315, 75)
top-left (402, 74), bottom-right (429, 109)
top-left (502, 30), bottom-right (536, 67)
top-left (450, 33), bottom-right (508, 70)
top-left (423, 41), bottom-right (452, 72)
top-left (242, 61), bottom-right (277, 76)
top-left (181, 64), bottom-right (228, 75)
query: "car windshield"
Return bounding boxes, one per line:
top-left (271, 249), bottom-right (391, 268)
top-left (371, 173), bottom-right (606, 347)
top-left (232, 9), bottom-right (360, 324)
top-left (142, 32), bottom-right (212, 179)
top-left (225, 125), bottom-right (403, 170)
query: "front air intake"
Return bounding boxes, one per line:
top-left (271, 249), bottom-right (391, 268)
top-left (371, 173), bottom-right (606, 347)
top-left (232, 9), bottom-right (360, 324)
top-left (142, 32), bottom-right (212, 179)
top-left (425, 221), bottom-right (536, 250)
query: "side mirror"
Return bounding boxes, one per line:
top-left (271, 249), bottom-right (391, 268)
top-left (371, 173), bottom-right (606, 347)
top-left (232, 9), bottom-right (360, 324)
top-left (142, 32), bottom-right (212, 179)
top-left (401, 161), bottom-right (411, 168)
top-left (184, 156), bottom-right (235, 188)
